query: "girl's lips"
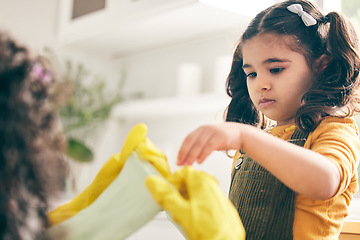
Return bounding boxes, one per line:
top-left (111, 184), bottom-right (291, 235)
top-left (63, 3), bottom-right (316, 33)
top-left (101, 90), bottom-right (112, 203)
top-left (259, 98), bottom-right (276, 107)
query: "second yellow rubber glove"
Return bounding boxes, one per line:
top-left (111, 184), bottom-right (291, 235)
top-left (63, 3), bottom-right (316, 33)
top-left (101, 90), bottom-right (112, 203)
top-left (48, 123), bottom-right (171, 226)
top-left (145, 166), bottom-right (245, 240)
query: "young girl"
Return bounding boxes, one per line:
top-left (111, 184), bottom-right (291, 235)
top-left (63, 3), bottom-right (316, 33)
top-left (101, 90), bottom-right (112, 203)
top-left (177, 0), bottom-right (360, 239)
top-left (0, 32), bottom-right (66, 240)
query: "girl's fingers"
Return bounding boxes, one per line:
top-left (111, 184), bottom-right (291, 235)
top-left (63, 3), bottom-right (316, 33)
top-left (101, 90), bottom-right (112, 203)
top-left (177, 127), bottom-right (210, 165)
top-left (177, 134), bottom-right (196, 165)
top-left (177, 122), bottom-right (243, 165)
top-left (177, 135), bottom-right (202, 165)
top-left (196, 131), bottom-right (224, 164)
top-left (177, 126), bottom-right (222, 166)
top-left (196, 146), bottom-right (213, 164)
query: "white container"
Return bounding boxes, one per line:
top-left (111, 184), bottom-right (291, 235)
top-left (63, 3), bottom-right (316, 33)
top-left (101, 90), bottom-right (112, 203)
top-left (213, 55), bottom-right (232, 95)
top-left (176, 63), bottom-right (202, 97)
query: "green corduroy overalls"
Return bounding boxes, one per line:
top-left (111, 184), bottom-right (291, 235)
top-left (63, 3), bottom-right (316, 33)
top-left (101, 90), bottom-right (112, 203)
top-left (229, 129), bottom-right (308, 240)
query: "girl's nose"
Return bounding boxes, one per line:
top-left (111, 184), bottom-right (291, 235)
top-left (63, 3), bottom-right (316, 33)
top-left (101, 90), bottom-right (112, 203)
top-left (255, 76), bottom-right (271, 91)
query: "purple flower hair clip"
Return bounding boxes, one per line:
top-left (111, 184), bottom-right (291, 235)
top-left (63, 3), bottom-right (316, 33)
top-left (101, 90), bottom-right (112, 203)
top-left (31, 63), bottom-right (52, 83)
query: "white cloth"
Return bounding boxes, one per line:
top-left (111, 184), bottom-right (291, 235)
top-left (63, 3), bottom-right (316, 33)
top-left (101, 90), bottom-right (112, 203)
top-left (46, 152), bottom-right (163, 240)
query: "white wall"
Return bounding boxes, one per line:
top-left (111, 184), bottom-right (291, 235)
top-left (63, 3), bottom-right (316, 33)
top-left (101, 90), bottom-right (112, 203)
top-left (0, 0), bottom-right (118, 86)
top-left (118, 33), bottom-right (238, 99)
top-left (0, 0), bottom-right (58, 51)
top-left (0, 0), bottom-right (240, 173)
top-left (0, 0), bottom-right (242, 192)
top-left (85, 32), bottom-right (239, 197)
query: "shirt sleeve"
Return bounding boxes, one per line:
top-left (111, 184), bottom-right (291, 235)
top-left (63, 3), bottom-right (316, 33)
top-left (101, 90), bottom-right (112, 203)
top-left (304, 117), bottom-right (360, 197)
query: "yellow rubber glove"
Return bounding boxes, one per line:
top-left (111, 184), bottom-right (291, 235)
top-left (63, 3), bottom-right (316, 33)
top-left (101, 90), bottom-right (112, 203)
top-left (48, 123), bottom-right (171, 226)
top-left (145, 167), bottom-right (245, 240)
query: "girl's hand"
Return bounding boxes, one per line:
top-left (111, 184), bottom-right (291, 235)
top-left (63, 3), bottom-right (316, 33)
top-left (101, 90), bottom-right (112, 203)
top-left (177, 122), bottom-right (243, 166)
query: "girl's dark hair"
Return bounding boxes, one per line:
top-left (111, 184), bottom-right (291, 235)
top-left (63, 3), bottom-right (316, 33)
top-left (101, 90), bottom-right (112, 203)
top-left (225, 0), bottom-right (360, 132)
top-left (0, 33), bottom-right (66, 239)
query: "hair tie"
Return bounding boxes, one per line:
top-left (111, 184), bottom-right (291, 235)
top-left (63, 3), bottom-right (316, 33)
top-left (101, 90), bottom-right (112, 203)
top-left (323, 16), bottom-right (328, 23)
top-left (287, 4), bottom-right (317, 27)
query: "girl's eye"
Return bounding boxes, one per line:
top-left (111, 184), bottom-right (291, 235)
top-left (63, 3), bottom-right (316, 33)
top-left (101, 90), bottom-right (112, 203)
top-left (246, 72), bottom-right (257, 78)
top-left (270, 68), bottom-right (284, 74)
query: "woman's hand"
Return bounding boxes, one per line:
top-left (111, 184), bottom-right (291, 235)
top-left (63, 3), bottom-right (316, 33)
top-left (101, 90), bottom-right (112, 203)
top-left (145, 166), bottom-right (246, 240)
top-left (177, 122), bottom-right (243, 166)
top-left (48, 123), bottom-right (171, 226)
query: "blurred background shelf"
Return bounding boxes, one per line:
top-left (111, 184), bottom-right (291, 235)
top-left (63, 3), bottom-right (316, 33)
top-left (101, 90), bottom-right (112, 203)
top-left (57, 0), bottom-right (260, 58)
top-left (111, 93), bottom-right (230, 119)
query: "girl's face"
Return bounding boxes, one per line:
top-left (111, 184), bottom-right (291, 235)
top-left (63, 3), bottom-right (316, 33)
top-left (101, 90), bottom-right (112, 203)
top-left (242, 33), bottom-right (313, 126)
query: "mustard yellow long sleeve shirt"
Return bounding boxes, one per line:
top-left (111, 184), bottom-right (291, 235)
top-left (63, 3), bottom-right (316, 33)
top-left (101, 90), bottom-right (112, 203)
top-left (269, 117), bottom-right (359, 239)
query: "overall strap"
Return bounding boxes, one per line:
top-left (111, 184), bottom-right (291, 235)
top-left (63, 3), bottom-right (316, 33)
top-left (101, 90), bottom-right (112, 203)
top-left (288, 128), bottom-right (308, 146)
top-left (228, 128), bottom-right (309, 240)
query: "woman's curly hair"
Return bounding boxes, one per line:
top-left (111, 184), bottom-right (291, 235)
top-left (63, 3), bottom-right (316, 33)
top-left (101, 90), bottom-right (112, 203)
top-left (0, 33), bottom-right (66, 240)
top-left (225, 0), bottom-right (360, 132)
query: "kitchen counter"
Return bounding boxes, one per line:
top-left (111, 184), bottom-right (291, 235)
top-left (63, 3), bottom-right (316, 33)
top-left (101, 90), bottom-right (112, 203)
top-left (340, 220), bottom-right (360, 239)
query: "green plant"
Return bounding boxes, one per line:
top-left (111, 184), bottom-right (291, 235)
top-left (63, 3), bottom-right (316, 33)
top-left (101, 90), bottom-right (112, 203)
top-left (54, 61), bottom-right (123, 130)
top-left (45, 49), bottom-right (136, 162)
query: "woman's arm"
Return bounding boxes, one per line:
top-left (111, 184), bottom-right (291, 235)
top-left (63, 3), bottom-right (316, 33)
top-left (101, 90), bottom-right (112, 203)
top-left (177, 122), bottom-right (340, 200)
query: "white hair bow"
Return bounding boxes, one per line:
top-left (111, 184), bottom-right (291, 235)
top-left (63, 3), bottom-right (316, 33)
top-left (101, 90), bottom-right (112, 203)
top-left (287, 4), bottom-right (317, 27)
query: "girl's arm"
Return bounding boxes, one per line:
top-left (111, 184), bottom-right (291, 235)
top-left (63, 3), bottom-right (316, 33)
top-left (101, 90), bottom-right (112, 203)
top-left (177, 122), bottom-right (340, 200)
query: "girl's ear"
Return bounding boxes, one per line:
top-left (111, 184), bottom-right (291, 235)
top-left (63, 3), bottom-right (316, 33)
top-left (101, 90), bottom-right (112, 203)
top-left (314, 54), bottom-right (332, 73)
